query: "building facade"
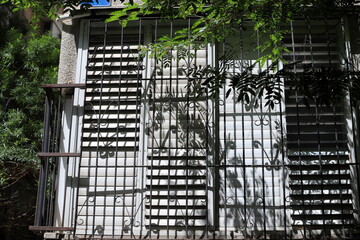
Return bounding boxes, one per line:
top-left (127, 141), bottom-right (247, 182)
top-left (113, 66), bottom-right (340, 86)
top-left (30, 1), bottom-right (360, 239)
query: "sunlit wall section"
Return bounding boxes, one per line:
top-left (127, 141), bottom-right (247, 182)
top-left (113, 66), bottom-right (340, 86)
top-left (217, 28), bottom-right (288, 239)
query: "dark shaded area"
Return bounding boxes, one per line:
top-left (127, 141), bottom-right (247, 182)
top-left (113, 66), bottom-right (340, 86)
top-left (0, 161), bottom-right (41, 240)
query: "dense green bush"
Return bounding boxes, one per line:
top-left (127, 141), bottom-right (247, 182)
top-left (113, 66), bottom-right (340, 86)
top-left (0, 29), bottom-right (60, 163)
top-left (0, 6), bottom-right (60, 239)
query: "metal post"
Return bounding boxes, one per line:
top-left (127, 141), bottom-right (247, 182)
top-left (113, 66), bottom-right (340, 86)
top-left (35, 90), bottom-right (52, 226)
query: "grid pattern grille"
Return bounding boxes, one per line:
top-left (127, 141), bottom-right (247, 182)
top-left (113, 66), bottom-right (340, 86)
top-left (64, 19), bottom-right (360, 239)
top-left (283, 20), bottom-right (354, 233)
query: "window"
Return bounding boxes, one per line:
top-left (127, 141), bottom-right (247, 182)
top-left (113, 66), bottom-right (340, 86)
top-left (48, 18), bottom-right (359, 239)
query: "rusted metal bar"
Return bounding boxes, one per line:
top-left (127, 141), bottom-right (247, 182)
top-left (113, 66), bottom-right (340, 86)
top-left (42, 83), bottom-right (86, 89)
top-left (37, 152), bottom-right (81, 158)
top-left (29, 226), bottom-right (75, 232)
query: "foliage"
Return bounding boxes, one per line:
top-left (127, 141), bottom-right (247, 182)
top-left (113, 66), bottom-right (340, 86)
top-left (105, 0), bottom-right (360, 108)
top-left (285, 63), bottom-right (360, 107)
top-left (189, 58), bottom-right (360, 109)
top-left (0, 0), bottom-right (95, 20)
top-left (6, 0), bottom-right (356, 54)
top-left (0, 29), bottom-right (60, 163)
top-left (2, 1), bottom-right (359, 107)
top-left (0, 5), bottom-right (60, 239)
top-left (3, 0), bottom-right (360, 109)
top-left (107, 0), bottom-right (358, 63)
top-left (227, 62), bottom-right (283, 110)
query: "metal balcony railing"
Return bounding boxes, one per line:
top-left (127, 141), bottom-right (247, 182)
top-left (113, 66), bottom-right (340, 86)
top-left (30, 84), bottom-right (85, 234)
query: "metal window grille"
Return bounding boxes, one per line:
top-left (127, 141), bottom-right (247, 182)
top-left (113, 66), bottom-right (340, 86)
top-left (33, 18), bottom-right (360, 240)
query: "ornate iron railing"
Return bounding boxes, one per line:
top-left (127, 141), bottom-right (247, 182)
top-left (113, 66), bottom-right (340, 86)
top-left (32, 18), bottom-right (360, 239)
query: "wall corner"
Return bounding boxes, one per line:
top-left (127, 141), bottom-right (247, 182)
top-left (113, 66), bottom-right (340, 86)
top-left (58, 18), bottom-right (81, 84)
